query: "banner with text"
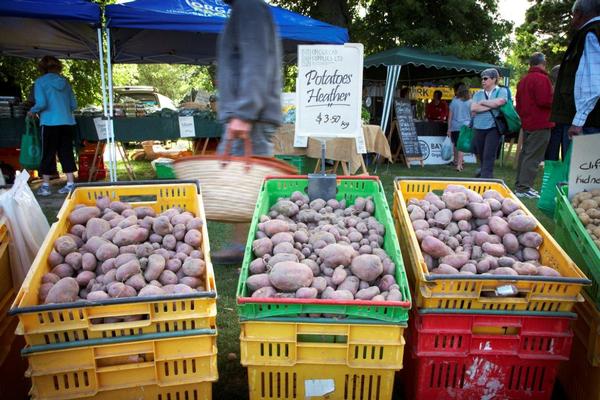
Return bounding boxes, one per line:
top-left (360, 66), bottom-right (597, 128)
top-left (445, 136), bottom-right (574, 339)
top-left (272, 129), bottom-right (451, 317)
top-left (295, 44), bottom-right (365, 152)
top-left (569, 134), bottom-right (600, 198)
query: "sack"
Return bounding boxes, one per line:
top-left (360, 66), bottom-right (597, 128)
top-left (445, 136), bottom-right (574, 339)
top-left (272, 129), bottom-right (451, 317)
top-left (457, 125), bottom-right (474, 153)
top-left (19, 117), bottom-right (42, 169)
top-left (441, 136), bottom-right (453, 161)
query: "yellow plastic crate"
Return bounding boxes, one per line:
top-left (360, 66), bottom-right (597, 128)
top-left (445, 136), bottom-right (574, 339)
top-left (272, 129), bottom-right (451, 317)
top-left (0, 290), bottom-right (17, 366)
top-left (10, 181), bottom-right (217, 346)
top-left (558, 335), bottom-right (600, 400)
top-left (0, 216), bottom-right (13, 305)
top-left (26, 330), bottom-right (217, 400)
top-left (573, 291), bottom-right (600, 367)
top-left (32, 381), bottom-right (213, 400)
top-left (247, 364), bottom-right (395, 400)
top-left (393, 177), bottom-right (589, 312)
top-left (240, 321), bottom-right (405, 370)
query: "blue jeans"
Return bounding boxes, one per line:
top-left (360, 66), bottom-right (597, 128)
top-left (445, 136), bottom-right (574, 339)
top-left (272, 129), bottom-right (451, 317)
top-left (545, 124), bottom-right (570, 161)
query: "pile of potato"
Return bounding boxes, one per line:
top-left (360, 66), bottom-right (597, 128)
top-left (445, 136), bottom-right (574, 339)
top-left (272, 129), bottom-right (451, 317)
top-left (40, 196), bottom-right (207, 304)
top-left (246, 191), bottom-right (403, 302)
top-left (571, 189), bottom-right (600, 249)
top-left (409, 185), bottom-right (561, 277)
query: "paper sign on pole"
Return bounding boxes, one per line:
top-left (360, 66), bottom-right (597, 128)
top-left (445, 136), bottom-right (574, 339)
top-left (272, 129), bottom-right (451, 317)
top-left (178, 116), bottom-right (196, 138)
top-left (93, 117), bottom-right (108, 140)
top-left (295, 43), bottom-right (366, 153)
top-left (568, 134), bottom-right (600, 198)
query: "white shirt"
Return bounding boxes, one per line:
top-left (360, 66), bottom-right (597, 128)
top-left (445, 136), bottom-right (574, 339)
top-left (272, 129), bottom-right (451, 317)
top-left (573, 16), bottom-right (600, 127)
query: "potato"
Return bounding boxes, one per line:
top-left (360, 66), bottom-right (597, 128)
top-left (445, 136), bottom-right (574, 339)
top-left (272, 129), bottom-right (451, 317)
top-left (175, 242), bottom-right (194, 255)
top-left (497, 257), bottom-right (515, 268)
top-left (47, 250), bottom-right (64, 268)
top-left (179, 276), bottom-right (203, 288)
top-left (482, 242), bottom-right (506, 257)
top-left (330, 289), bottom-right (354, 300)
top-left (537, 265), bottom-right (561, 277)
top-left (268, 253), bottom-right (299, 268)
top-left (181, 258), bottom-right (205, 277)
top-left (461, 264), bottom-right (478, 274)
top-left (482, 190), bottom-right (504, 202)
top-left (273, 242), bottom-right (294, 255)
top-left (350, 254), bottom-right (383, 282)
top-left (108, 216), bottom-right (125, 228)
top-left (508, 215), bottom-right (537, 232)
top-left (133, 206), bottom-right (155, 219)
top-left (310, 276), bottom-right (327, 293)
top-left (87, 290), bottom-right (110, 301)
top-left (319, 243), bottom-right (356, 268)
top-left (501, 233), bottom-right (519, 254)
top-left (253, 238), bottom-right (273, 257)
top-left (116, 259), bottom-right (141, 282)
top-left (184, 229), bottom-right (202, 247)
top-left (355, 286), bottom-right (380, 300)
top-left (249, 258), bottom-right (267, 274)
top-left (430, 264), bottom-right (460, 275)
top-left (421, 236), bottom-right (452, 258)
top-left (108, 282), bottom-right (136, 298)
top-left (492, 267), bottom-right (518, 276)
top-left (410, 207), bottom-right (426, 221)
top-left (117, 215), bottom-right (138, 229)
top-left (85, 218), bottom-right (111, 239)
top-left (64, 252), bottom-right (82, 270)
top-left (109, 201), bottom-right (131, 214)
top-left (442, 191), bottom-right (468, 210)
top-left (45, 277), bottom-right (79, 304)
top-left (387, 289), bottom-right (403, 301)
top-left (296, 287), bottom-right (318, 299)
top-left (54, 235), bottom-right (78, 256)
top-left (76, 271), bottom-right (96, 287)
top-left (513, 262), bottom-right (538, 275)
top-left (171, 212), bottom-right (193, 226)
top-left (138, 285), bottom-right (167, 297)
top-left (159, 270), bottom-right (178, 285)
top-left (261, 219), bottom-right (290, 237)
top-left (522, 247), bottom-right (540, 261)
top-left (440, 252), bottom-right (470, 269)
top-left (145, 254), bottom-right (167, 281)
top-left (96, 243), bottom-right (119, 261)
top-left (51, 263), bottom-right (75, 278)
top-left (489, 216), bottom-right (511, 237)
top-left (331, 266), bottom-right (347, 285)
top-left (518, 232), bottom-right (543, 248)
top-left (96, 195), bottom-right (110, 211)
top-left (453, 208), bottom-right (472, 221)
top-left (269, 262), bottom-right (313, 291)
top-left (38, 282), bottom-right (54, 302)
top-left (113, 226), bottom-right (149, 246)
top-left (69, 206), bottom-right (101, 225)
top-left (153, 216), bottom-right (173, 236)
top-left (467, 202), bottom-right (491, 219)
top-left (70, 224), bottom-right (86, 238)
top-left (300, 259), bottom-right (319, 276)
top-left (251, 286), bottom-right (277, 298)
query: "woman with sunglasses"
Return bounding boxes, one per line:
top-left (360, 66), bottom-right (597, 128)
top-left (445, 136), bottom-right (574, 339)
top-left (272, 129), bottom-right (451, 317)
top-left (470, 68), bottom-right (508, 178)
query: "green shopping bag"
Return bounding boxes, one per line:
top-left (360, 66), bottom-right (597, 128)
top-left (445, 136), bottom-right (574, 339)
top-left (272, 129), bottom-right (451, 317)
top-left (499, 98), bottom-right (522, 134)
top-left (537, 146), bottom-right (571, 216)
top-left (19, 117), bottom-right (42, 169)
top-left (457, 125), bottom-right (474, 153)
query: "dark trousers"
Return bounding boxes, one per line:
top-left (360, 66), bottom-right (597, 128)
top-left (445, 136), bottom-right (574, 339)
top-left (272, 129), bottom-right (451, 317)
top-left (545, 124), bottom-right (570, 161)
top-left (473, 127), bottom-right (501, 179)
top-left (515, 129), bottom-right (551, 192)
top-left (40, 125), bottom-right (77, 176)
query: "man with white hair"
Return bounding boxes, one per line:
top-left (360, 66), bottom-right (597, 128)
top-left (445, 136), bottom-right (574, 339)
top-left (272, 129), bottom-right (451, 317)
top-left (551, 0), bottom-right (600, 136)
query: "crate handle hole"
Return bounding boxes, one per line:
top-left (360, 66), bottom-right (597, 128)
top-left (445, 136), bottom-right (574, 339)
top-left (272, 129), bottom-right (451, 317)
top-left (96, 352), bottom-right (154, 368)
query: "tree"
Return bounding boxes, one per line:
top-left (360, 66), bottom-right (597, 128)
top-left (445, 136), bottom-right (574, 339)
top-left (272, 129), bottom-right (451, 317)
top-left (507, 0), bottom-right (572, 83)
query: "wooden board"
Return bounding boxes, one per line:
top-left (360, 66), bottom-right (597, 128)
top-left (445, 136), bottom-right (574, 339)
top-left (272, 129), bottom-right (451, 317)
top-left (393, 100), bottom-right (422, 158)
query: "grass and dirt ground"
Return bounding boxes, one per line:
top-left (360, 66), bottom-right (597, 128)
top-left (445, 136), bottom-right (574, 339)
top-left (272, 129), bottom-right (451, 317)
top-left (31, 154), bottom-right (564, 399)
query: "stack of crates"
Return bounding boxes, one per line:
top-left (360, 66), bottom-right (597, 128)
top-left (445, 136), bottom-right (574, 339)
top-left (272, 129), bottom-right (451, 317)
top-left (0, 217), bottom-right (30, 398)
top-left (392, 178), bottom-right (590, 400)
top-left (9, 181), bottom-right (218, 400)
top-left (236, 176), bottom-right (412, 400)
top-left (553, 183), bottom-right (600, 399)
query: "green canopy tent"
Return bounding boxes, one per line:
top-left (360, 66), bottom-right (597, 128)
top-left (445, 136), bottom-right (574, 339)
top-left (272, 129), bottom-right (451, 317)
top-left (364, 46), bottom-right (510, 134)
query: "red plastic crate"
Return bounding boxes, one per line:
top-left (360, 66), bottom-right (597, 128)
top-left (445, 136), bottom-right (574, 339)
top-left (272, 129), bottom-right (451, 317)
top-left (78, 152), bottom-right (106, 181)
top-left (410, 312), bottom-right (574, 360)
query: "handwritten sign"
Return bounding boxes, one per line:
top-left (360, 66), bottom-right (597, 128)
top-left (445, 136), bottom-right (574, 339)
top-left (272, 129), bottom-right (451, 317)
top-left (295, 44), bottom-right (364, 152)
top-left (569, 134), bottom-right (600, 198)
top-left (394, 100), bottom-right (422, 158)
top-left (178, 116), bottom-right (195, 138)
top-left (93, 117), bottom-right (108, 140)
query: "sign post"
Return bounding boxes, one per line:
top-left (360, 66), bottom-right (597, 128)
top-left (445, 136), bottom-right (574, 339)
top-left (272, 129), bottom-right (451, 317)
top-left (569, 134), bottom-right (600, 198)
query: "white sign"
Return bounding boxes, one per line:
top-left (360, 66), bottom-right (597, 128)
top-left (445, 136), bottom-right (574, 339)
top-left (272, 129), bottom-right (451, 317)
top-left (93, 117), bottom-right (108, 140)
top-left (410, 136), bottom-right (476, 165)
top-left (178, 116), bottom-right (196, 138)
top-left (295, 43), bottom-right (365, 152)
top-left (569, 134), bottom-right (600, 198)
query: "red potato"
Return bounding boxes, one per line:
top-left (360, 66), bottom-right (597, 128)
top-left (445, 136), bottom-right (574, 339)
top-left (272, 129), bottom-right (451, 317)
top-left (273, 242), bottom-right (295, 255)
top-left (42, 272), bottom-right (61, 284)
top-left (350, 254), bottom-right (383, 282)
top-left (440, 252), bottom-right (470, 269)
top-left (108, 282), bottom-right (137, 298)
top-left (492, 267), bottom-right (518, 276)
top-left (117, 215), bottom-right (138, 229)
top-left (442, 191), bottom-right (468, 210)
top-left (54, 235), bottom-right (78, 256)
top-left (138, 285), bottom-right (167, 297)
top-left (268, 253), bottom-right (299, 267)
top-left (171, 212), bottom-right (194, 226)
top-left (355, 286), bottom-right (380, 300)
top-left (453, 208), bottom-right (472, 221)
top-left (319, 243), bottom-right (356, 268)
top-left (64, 252), bottom-right (82, 270)
top-left (430, 264), bottom-right (460, 275)
top-left (468, 202), bottom-right (492, 219)
top-left (508, 215), bottom-right (537, 232)
top-left (537, 265), bottom-right (561, 277)
top-left (45, 277), bottom-right (79, 304)
top-left (109, 201), bottom-right (131, 214)
top-left (145, 254), bottom-right (167, 281)
top-left (482, 190), bottom-right (504, 202)
top-left (488, 216), bottom-right (511, 237)
top-left (311, 276), bottom-right (328, 293)
top-left (179, 276), bottom-right (203, 288)
top-left (166, 258), bottom-right (183, 272)
top-left (47, 250), bottom-right (64, 267)
top-left (96, 195), bottom-right (110, 211)
top-left (134, 206), bottom-right (156, 219)
top-left (52, 263), bottom-right (75, 278)
top-left (330, 289), bottom-right (354, 300)
top-left (176, 242), bottom-right (194, 255)
top-left (518, 232), bottom-right (543, 248)
top-left (502, 233), bottom-right (520, 254)
top-left (38, 282), bottom-right (54, 302)
top-left (125, 274), bottom-right (146, 291)
top-left (115, 259), bottom-right (141, 282)
top-left (296, 287), bottom-right (318, 299)
top-left (96, 243), bottom-right (119, 261)
top-left (87, 290), bottom-right (110, 301)
top-left (249, 258), bottom-right (267, 274)
top-left (522, 247), bottom-right (540, 261)
top-left (172, 224), bottom-right (186, 241)
top-left (261, 219), bottom-right (290, 237)
top-left (159, 270), bottom-right (178, 286)
top-left (253, 238), bottom-right (273, 257)
top-left (184, 229), bottom-right (202, 247)
top-left (181, 258), bottom-right (205, 277)
top-left (120, 245), bottom-right (138, 254)
top-left (269, 262), bottom-right (313, 291)
top-left (512, 262), bottom-right (538, 275)
top-left (69, 206), bottom-right (101, 225)
top-left (331, 266), bottom-right (347, 285)
top-left (153, 216), bottom-right (174, 236)
top-left (482, 242), bottom-right (506, 257)
top-left (70, 224), bottom-right (86, 238)
top-left (185, 217), bottom-right (203, 231)
top-left (421, 236), bottom-right (452, 258)
top-left (251, 286), bottom-right (277, 298)
top-left (76, 271), bottom-right (96, 287)
top-left (86, 218), bottom-right (111, 239)
top-left (109, 216), bottom-right (125, 228)
top-left (113, 226), bottom-right (149, 246)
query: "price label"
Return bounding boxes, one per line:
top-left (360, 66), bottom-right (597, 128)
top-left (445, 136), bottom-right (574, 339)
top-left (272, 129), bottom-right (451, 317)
top-left (178, 116), bottom-right (195, 138)
top-left (93, 117), bottom-right (108, 140)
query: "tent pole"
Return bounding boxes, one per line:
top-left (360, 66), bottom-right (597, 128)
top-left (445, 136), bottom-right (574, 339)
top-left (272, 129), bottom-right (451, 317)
top-left (97, 28), bottom-right (112, 181)
top-left (106, 28), bottom-right (117, 182)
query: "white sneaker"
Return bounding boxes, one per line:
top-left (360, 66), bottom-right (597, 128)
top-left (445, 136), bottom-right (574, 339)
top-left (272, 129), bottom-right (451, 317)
top-left (57, 183), bottom-right (75, 194)
top-left (516, 189), bottom-right (540, 199)
top-left (37, 184), bottom-right (51, 196)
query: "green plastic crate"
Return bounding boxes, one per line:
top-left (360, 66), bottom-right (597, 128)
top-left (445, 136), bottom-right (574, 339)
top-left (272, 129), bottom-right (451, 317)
top-left (554, 183), bottom-right (599, 306)
top-left (236, 176), bottom-right (412, 323)
top-left (274, 155), bottom-right (305, 174)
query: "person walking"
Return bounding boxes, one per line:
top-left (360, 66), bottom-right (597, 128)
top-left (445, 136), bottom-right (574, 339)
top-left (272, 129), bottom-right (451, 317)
top-left (470, 69), bottom-right (508, 179)
top-left (514, 53), bottom-right (555, 198)
top-left (551, 0), bottom-right (600, 137)
top-left (211, 0), bottom-right (282, 264)
top-left (446, 83), bottom-right (472, 172)
top-left (545, 65), bottom-right (571, 161)
top-left (27, 56), bottom-right (77, 196)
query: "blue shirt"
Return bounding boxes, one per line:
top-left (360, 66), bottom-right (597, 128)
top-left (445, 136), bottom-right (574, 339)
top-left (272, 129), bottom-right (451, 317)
top-left (472, 86), bottom-right (508, 130)
top-left (30, 73), bottom-right (77, 126)
top-left (573, 16), bottom-right (600, 127)
top-left (449, 97), bottom-right (472, 132)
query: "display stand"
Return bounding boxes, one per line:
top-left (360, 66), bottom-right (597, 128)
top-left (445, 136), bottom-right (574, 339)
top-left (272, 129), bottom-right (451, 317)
top-left (389, 119), bottom-right (424, 168)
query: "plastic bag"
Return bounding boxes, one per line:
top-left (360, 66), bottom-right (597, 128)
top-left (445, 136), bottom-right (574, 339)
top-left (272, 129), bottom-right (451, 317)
top-left (19, 117), bottom-right (42, 170)
top-left (457, 125), bottom-right (475, 153)
top-left (441, 136), bottom-right (453, 161)
top-left (0, 171), bottom-right (50, 289)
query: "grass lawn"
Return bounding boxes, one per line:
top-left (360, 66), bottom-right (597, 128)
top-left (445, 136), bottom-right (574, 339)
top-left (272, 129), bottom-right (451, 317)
top-left (33, 155), bottom-right (558, 400)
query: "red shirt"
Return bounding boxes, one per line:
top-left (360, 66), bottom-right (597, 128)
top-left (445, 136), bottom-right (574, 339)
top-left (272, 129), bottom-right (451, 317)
top-left (425, 100), bottom-right (448, 121)
top-left (516, 66), bottom-right (555, 131)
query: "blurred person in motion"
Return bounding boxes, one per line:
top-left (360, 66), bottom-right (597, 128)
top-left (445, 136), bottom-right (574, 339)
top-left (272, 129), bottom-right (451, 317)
top-left (212, 0), bottom-right (282, 265)
top-left (446, 83), bottom-right (472, 172)
top-left (514, 52), bottom-right (554, 199)
top-left (425, 90), bottom-right (448, 122)
top-left (27, 56), bottom-right (77, 196)
top-left (470, 68), bottom-right (508, 179)
top-left (551, 0), bottom-right (600, 137)
top-left (545, 65), bottom-right (571, 161)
